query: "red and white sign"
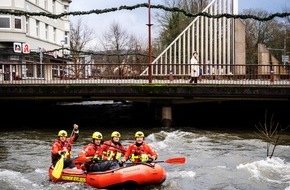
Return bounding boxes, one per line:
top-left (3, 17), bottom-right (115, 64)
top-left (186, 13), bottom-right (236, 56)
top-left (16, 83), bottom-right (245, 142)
top-left (22, 43), bottom-right (30, 54)
top-left (13, 42), bottom-right (30, 53)
top-left (13, 42), bottom-right (22, 53)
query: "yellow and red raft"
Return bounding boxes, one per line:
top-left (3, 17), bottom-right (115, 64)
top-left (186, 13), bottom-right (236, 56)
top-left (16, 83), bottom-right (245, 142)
top-left (48, 163), bottom-right (167, 189)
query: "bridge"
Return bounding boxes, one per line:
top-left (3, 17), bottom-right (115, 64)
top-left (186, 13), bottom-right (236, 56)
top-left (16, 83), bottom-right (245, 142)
top-left (1, 62), bottom-right (290, 127)
top-left (1, 0), bottom-right (289, 127)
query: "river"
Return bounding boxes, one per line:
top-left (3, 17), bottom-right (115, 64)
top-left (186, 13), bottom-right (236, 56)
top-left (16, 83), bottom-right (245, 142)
top-left (0, 100), bottom-right (290, 190)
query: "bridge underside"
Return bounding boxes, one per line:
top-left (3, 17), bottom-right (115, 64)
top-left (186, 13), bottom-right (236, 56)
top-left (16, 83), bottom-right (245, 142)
top-left (0, 85), bottom-right (289, 103)
top-left (1, 84), bottom-right (289, 128)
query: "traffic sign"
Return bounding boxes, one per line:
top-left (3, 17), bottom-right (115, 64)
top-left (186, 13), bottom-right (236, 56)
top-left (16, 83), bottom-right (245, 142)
top-left (282, 55), bottom-right (289, 62)
top-left (13, 42), bottom-right (22, 53)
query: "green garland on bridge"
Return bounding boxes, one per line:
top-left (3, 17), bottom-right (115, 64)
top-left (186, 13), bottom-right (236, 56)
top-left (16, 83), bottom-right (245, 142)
top-left (0, 3), bottom-right (289, 21)
top-left (24, 47), bottom-right (154, 58)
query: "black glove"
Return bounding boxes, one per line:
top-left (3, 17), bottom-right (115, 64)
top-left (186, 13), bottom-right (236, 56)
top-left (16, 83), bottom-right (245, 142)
top-left (58, 150), bottom-right (66, 155)
top-left (84, 162), bottom-right (90, 170)
top-left (91, 158), bottom-right (96, 163)
top-left (147, 158), bottom-right (154, 163)
top-left (91, 157), bottom-right (101, 163)
top-left (119, 160), bottom-right (124, 167)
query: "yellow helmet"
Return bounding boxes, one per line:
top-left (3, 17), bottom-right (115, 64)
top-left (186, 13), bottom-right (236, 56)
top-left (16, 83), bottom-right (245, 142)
top-left (92, 132), bottom-right (103, 140)
top-left (135, 131), bottom-right (144, 138)
top-left (111, 131), bottom-right (121, 138)
top-left (58, 130), bottom-right (67, 137)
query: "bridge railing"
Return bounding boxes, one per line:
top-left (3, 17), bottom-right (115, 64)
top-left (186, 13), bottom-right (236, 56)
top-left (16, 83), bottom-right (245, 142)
top-left (141, 0), bottom-right (238, 77)
top-left (0, 62), bottom-right (289, 85)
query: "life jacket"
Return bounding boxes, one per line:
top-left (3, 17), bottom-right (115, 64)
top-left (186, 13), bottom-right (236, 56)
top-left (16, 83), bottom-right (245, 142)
top-left (102, 140), bottom-right (126, 160)
top-left (79, 143), bottom-right (106, 161)
top-left (51, 139), bottom-right (72, 164)
top-left (125, 142), bottom-right (158, 163)
top-left (51, 133), bottom-right (78, 165)
top-left (79, 142), bottom-right (111, 171)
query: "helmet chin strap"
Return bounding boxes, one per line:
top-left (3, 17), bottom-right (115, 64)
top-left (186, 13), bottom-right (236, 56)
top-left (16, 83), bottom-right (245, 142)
top-left (112, 140), bottom-right (121, 146)
top-left (136, 141), bottom-right (143, 146)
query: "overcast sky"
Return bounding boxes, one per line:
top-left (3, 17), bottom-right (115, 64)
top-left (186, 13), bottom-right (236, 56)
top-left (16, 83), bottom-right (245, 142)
top-left (69, 0), bottom-right (290, 47)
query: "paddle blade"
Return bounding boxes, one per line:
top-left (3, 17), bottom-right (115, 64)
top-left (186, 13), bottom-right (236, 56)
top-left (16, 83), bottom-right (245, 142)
top-left (164, 157), bottom-right (186, 164)
top-left (52, 155), bottom-right (64, 179)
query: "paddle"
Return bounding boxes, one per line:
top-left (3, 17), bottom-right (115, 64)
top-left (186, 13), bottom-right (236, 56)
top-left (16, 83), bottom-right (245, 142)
top-left (52, 154), bottom-right (65, 179)
top-left (131, 157), bottom-right (186, 165)
top-left (52, 128), bottom-right (74, 179)
top-left (154, 157), bottom-right (185, 164)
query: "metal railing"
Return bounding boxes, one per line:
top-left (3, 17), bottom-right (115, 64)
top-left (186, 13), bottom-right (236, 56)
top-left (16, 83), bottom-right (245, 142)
top-left (142, 0), bottom-right (237, 77)
top-left (0, 62), bottom-right (289, 86)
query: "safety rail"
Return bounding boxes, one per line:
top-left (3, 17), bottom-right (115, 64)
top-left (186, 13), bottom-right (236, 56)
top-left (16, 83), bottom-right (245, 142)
top-left (0, 62), bottom-right (289, 86)
top-left (141, 0), bottom-right (237, 77)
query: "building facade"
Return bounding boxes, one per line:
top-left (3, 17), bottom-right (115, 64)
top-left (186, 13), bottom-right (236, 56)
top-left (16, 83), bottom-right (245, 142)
top-left (0, 0), bottom-right (71, 81)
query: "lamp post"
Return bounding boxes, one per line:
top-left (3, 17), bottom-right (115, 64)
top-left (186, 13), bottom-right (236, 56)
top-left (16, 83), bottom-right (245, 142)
top-left (61, 40), bottom-right (65, 79)
top-left (147, 0), bottom-right (152, 83)
top-left (284, 22), bottom-right (287, 65)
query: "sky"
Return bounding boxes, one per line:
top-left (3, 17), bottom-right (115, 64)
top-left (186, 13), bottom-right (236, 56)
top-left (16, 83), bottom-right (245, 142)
top-left (69, 0), bottom-right (290, 46)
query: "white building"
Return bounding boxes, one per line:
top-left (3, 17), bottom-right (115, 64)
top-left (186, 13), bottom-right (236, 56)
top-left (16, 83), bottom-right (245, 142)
top-left (0, 0), bottom-right (71, 81)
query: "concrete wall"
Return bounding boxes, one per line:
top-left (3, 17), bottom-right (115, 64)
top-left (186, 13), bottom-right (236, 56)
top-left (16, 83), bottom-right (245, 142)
top-left (235, 19), bottom-right (246, 75)
top-left (258, 43), bottom-right (287, 78)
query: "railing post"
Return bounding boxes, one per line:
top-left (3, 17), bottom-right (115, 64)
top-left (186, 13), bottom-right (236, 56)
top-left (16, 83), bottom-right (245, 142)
top-left (270, 68), bottom-right (274, 82)
top-left (169, 70), bottom-right (173, 82)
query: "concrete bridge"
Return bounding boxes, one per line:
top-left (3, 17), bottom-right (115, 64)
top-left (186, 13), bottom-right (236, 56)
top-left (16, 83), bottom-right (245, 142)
top-left (1, 79), bottom-right (289, 127)
top-left (1, 0), bottom-right (289, 127)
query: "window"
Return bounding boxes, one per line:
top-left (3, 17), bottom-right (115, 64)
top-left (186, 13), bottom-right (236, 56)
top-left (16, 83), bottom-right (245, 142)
top-left (36, 63), bottom-right (45, 78)
top-left (25, 17), bottom-right (29, 34)
top-left (44, 0), bottom-right (47, 9)
top-left (52, 65), bottom-right (60, 78)
top-left (0, 16), bottom-right (10, 28)
top-left (53, 27), bottom-right (56, 42)
top-left (45, 24), bottom-right (48, 39)
top-left (36, 20), bottom-right (39, 37)
top-left (52, 0), bottom-right (55, 14)
top-left (64, 31), bottom-right (69, 44)
top-left (24, 57), bottom-right (37, 78)
top-left (15, 16), bottom-right (21, 29)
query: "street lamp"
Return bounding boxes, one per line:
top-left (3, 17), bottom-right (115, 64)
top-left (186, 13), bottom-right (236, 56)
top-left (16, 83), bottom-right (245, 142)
top-left (283, 21), bottom-right (287, 65)
top-left (61, 40), bottom-right (65, 79)
top-left (147, 0), bottom-right (152, 83)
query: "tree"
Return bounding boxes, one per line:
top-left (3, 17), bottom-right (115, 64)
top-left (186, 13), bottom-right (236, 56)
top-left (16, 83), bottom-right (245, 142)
top-left (242, 9), bottom-right (286, 65)
top-left (99, 21), bottom-right (146, 77)
top-left (70, 18), bottom-right (94, 78)
top-left (255, 110), bottom-right (289, 158)
top-left (155, 0), bottom-right (209, 48)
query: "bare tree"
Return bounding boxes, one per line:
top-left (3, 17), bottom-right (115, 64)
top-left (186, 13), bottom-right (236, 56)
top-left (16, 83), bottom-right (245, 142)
top-left (70, 18), bottom-right (94, 78)
top-left (255, 110), bottom-right (289, 158)
top-left (99, 21), bottom-right (146, 77)
top-left (242, 9), bottom-right (286, 65)
top-left (155, 0), bottom-right (209, 48)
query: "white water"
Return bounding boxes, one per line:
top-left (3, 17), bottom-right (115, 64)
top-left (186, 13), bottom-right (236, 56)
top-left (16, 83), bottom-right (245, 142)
top-left (0, 129), bottom-right (290, 190)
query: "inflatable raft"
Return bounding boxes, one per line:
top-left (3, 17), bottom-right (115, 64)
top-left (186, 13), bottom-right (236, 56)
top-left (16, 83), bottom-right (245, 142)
top-left (48, 163), bottom-right (167, 189)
